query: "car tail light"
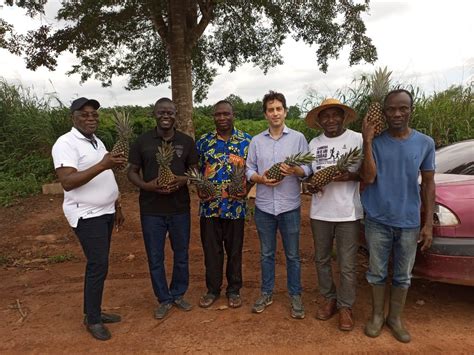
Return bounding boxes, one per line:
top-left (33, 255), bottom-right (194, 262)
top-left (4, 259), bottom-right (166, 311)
top-left (433, 204), bottom-right (460, 226)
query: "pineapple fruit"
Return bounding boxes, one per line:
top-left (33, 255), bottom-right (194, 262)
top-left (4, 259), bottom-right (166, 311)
top-left (228, 164), bottom-right (246, 197)
top-left (185, 167), bottom-right (218, 199)
top-left (156, 141), bottom-right (176, 187)
top-left (265, 152), bottom-right (315, 182)
top-left (111, 109), bottom-right (133, 171)
top-left (365, 67), bottom-right (392, 136)
top-left (308, 147), bottom-right (362, 189)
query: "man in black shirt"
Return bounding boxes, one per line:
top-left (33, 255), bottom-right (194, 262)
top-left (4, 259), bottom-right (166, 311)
top-left (128, 97), bottom-right (198, 320)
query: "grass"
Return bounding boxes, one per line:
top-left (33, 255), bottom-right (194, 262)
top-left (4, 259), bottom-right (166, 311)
top-left (0, 255), bottom-right (10, 266)
top-left (47, 253), bottom-right (75, 264)
top-left (1, 76), bottom-right (472, 206)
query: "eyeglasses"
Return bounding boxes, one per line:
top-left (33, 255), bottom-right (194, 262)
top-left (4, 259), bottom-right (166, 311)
top-left (155, 110), bottom-right (176, 117)
top-left (384, 106), bottom-right (411, 115)
top-left (76, 111), bottom-right (99, 119)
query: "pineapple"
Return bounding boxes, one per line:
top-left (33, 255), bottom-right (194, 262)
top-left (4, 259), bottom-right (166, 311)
top-left (111, 109), bottom-right (133, 171)
top-left (228, 164), bottom-right (246, 197)
top-left (308, 147), bottom-right (362, 189)
top-left (156, 141), bottom-right (176, 187)
top-left (185, 167), bottom-right (218, 199)
top-left (365, 67), bottom-right (392, 136)
top-left (265, 152), bottom-right (315, 182)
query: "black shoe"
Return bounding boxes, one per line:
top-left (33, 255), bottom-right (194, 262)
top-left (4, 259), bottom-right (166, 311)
top-left (85, 323), bottom-right (111, 341)
top-left (174, 297), bottom-right (193, 311)
top-left (100, 312), bottom-right (121, 323)
top-left (84, 312), bottom-right (121, 325)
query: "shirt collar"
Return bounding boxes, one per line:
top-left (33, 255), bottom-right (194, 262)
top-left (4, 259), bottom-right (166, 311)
top-left (264, 125), bottom-right (289, 136)
top-left (71, 127), bottom-right (98, 149)
top-left (154, 127), bottom-right (176, 141)
top-left (214, 127), bottom-right (238, 140)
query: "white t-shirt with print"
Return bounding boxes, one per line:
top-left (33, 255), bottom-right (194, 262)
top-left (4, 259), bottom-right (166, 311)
top-left (52, 127), bottom-right (119, 228)
top-left (308, 129), bottom-right (363, 222)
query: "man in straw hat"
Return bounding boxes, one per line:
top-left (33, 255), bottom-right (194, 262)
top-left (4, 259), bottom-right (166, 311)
top-left (305, 98), bottom-right (363, 331)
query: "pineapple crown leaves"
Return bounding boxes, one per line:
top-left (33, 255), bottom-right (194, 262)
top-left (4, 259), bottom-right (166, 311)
top-left (283, 152), bottom-right (315, 166)
top-left (371, 67), bottom-right (392, 103)
top-left (335, 147), bottom-right (362, 171)
top-left (112, 109), bottom-right (133, 140)
top-left (155, 141), bottom-right (175, 166)
top-left (185, 167), bottom-right (205, 181)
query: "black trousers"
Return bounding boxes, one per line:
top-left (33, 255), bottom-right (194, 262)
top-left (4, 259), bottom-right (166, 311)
top-left (200, 217), bottom-right (245, 296)
top-left (73, 213), bottom-right (114, 324)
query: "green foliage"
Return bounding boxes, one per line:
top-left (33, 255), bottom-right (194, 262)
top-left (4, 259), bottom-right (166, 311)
top-left (412, 85), bottom-right (473, 147)
top-left (47, 252), bottom-right (75, 264)
top-left (0, 254), bottom-right (10, 266)
top-left (5, 1), bottom-right (376, 102)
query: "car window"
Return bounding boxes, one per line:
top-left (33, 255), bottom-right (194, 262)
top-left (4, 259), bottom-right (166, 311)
top-left (435, 140), bottom-right (474, 175)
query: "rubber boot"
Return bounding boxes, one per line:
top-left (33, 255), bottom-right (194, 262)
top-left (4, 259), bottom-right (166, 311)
top-left (386, 286), bottom-right (411, 343)
top-left (364, 284), bottom-right (386, 338)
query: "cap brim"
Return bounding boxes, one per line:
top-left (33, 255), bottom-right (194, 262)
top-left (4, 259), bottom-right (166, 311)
top-left (305, 103), bottom-right (357, 129)
top-left (70, 98), bottom-right (100, 112)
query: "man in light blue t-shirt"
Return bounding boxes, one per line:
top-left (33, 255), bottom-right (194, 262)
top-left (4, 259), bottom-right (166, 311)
top-left (361, 89), bottom-right (435, 344)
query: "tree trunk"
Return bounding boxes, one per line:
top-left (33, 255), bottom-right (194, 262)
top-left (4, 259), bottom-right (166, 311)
top-left (168, 0), bottom-right (194, 138)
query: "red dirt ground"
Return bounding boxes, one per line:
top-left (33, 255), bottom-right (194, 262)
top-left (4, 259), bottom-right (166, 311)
top-left (1, 190), bottom-right (473, 353)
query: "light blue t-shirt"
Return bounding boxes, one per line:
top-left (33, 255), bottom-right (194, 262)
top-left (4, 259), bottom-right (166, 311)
top-left (361, 129), bottom-right (435, 228)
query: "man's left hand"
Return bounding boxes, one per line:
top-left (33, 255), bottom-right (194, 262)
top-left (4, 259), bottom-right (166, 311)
top-left (418, 224), bottom-right (433, 251)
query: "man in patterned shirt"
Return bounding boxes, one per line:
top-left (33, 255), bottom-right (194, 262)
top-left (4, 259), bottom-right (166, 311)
top-left (196, 100), bottom-right (252, 309)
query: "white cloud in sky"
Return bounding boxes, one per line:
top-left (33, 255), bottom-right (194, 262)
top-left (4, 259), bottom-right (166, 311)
top-left (0, 0), bottom-right (473, 109)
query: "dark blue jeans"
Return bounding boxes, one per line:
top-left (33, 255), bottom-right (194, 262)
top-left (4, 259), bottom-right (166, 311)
top-left (254, 207), bottom-right (302, 296)
top-left (141, 213), bottom-right (191, 304)
top-left (73, 213), bottom-right (115, 325)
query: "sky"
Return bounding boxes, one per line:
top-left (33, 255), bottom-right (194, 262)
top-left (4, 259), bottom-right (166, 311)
top-left (0, 0), bottom-right (473, 110)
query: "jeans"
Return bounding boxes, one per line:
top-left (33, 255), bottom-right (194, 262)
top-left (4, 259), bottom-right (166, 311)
top-left (141, 213), bottom-right (190, 304)
top-left (254, 207), bottom-right (302, 296)
top-left (200, 217), bottom-right (245, 296)
top-left (311, 219), bottom-right (360, 309)
top-left (73, 213), bottom-right (115, 324)
top-left (365, 218), bottom-right (419, 288)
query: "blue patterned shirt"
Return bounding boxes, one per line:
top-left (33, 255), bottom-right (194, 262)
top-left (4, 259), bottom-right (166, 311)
top-left (196, 128), bottom-right (252, 219)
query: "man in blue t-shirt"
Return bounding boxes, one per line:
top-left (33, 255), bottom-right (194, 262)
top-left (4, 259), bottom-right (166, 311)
top-left (361, 89), bottom-right (435, 343)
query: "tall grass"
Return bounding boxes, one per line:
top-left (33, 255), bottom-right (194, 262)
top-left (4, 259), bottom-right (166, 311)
top-left (0, 80), bottom-right (67, 206)
top-left (1, 77), bottom-right (472, 206)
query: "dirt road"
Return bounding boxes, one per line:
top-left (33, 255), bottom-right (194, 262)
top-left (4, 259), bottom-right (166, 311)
top-left (1, 192), bottom-right (473, 353)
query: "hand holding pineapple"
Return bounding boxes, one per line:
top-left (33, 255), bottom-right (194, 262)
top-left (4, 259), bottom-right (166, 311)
top-left (362, 115), bottom-right (376, 143)
top-left (99, 152), bottom-right (128, 170)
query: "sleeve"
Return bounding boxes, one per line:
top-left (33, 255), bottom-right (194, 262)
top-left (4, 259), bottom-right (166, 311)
top-left (51, 138), bottom-right (79, 170)
top-left (299, 134), bottom-right (312, 177)
top-left (308, 138), bottom-right (316, 175)
top-left (420, 137), bottom-right (436, 171)
top-left (128, 137), bottom-right (142, 166)
top-left (245, 137), bottom-right (258, 181)
top-left (186, 137), bottom-right (199, 168)
top-left (196, 137), bottom-right (205, 170)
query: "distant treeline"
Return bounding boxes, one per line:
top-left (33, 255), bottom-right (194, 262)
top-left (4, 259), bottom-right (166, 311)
top-left (1, 78), bottom-right (472, 205)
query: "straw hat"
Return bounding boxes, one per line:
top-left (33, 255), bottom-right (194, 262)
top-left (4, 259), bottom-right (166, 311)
top-left (305, 98), bottom-right (357, 129)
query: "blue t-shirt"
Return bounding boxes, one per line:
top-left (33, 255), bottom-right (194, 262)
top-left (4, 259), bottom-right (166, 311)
top-left (361, 129), bottom-right (435, 228)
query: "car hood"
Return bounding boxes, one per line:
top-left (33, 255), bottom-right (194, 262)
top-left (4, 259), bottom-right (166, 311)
top-left (434, 173), bottom-right (474, 202)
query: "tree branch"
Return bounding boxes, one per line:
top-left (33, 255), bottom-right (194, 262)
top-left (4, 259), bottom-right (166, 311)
top-left (147, 3), bottom-right (169, 42)
top-left (190, 0), bottom-right (214, 47)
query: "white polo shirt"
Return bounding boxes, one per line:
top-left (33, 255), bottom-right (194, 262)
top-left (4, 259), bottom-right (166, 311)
top-left (51, 127), bottom-right (119, 228)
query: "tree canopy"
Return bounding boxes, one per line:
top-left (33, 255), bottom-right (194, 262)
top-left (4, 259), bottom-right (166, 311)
top-left (2, 0), bottom-right (377, 136)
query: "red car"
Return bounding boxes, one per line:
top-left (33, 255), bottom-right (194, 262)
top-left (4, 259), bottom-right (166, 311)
top-left (413, 140), bottom-right (474, 286)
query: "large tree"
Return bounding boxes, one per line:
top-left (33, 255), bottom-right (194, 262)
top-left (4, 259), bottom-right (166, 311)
top-left (3, 0), bottom-right (377, 136)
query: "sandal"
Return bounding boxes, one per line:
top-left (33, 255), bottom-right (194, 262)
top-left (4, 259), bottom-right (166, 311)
top-left (199, 293), bottom-right (219, 308)
top-left (228, 294), bottom-right (242, 308)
